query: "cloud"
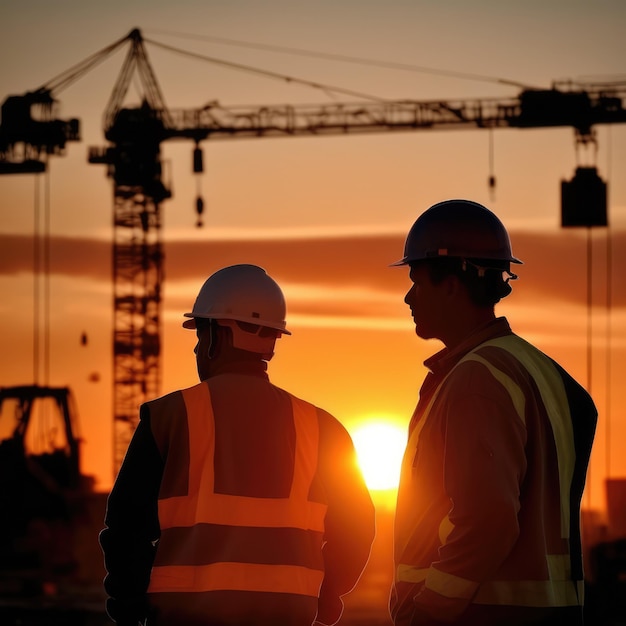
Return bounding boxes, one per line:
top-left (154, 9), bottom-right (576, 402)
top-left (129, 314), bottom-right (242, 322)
top-left (1, 229), bottom-right (624, 309)
top-left (0, 234), bottom-right (110, 280)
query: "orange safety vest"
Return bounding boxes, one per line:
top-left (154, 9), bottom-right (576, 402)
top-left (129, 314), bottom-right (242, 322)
top-left (147, 381), bottom-right (328, 598)
top-left (394, 335), bottom-right (586, 611)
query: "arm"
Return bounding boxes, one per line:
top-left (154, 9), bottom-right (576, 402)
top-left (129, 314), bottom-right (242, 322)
top-left (315, 409), bottom-right (376, 626)
top-left (414, 389), bottom-right (526, 622)
top-left (99, 407), bottom-right (163, 625)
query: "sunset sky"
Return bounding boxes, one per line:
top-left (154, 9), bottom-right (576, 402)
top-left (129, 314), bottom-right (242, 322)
top-left (1, 0), bottom-right (625, 517)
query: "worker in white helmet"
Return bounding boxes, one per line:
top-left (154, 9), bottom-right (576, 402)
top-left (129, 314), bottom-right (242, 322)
top-left (100, 264), bottom-right (375, 626)
top-left (389, 200), bottom-right (597, 626)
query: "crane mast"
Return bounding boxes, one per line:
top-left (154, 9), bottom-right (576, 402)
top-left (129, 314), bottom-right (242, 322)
top-left (88, 30), bottom-right (171, 469)
top-left (88, 108), bottom-right (169, 468)
top-left (2, 28), bottom-right (625, 474)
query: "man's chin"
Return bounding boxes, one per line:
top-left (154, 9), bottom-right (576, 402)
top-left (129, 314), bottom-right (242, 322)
top-left (414, 325), bottom-right (432, 340)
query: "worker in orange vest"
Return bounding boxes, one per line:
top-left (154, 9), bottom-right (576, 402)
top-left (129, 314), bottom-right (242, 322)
top-left (389, 200), bottom-right (597, 626)
top-left (100, 264), bottom-right (375, 626)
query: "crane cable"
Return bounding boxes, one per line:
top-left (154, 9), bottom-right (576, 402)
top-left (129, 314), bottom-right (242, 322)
top-left (147, 29), bottom-right (537, 90)
top-left (580, 130), bottom-right (614, 509)
top-left (585, 224), bottom-right (593, 510)
top-left (144, 37), bottom-right (388, 102)
top-left (605, 128), bottom-right (613, 481)
top-left (33, 176), bottom-right (40, 385)
top-left (37, 32), bottom-right (130, 95)
top-left (32, 169), bottom-right (52, 387)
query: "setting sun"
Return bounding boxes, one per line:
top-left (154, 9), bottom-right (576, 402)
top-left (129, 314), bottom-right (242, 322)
top-left (351, 419), bottom-right (407, 492)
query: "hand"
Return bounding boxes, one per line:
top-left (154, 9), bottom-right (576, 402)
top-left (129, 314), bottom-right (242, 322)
top-left (314, 592), bottom-right (345, 626)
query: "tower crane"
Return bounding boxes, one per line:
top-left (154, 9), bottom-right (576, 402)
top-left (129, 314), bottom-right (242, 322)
top-left (2, 28), bottom-right (625, 474)
top-left (0, 90), bottom-right (79, 174)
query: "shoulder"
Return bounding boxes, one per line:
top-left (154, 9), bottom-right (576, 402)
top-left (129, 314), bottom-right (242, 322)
top-left (140, 384), bottom-right (201, 421)
top-left (284, 390), bottom-right (354, 444)
top-left (548, 358), bottom-right (597, 417)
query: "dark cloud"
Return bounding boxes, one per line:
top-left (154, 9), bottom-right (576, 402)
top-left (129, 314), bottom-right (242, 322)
top-left (0, 234), bottom-right (110, 280)
top-left (1, 229), bottom-right (624, 308)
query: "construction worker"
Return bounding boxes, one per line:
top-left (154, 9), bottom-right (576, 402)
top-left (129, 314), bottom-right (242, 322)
top-left (100, 264), bottom-right (375, 626)
top-left (389, 200), bottom-right (597, 626)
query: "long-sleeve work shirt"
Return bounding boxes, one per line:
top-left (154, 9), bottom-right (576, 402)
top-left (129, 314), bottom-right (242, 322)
top-left (101, 359), bottom-right (375, 626)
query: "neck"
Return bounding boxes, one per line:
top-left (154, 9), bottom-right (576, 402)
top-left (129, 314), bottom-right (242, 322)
top-left (441, 308), bottom-right (496, 349)
top-left (206, 351), bottom-right (268, 379)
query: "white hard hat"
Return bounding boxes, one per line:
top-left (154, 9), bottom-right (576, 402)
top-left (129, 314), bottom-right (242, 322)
top-left (183, 264), bottom-right (290, 358)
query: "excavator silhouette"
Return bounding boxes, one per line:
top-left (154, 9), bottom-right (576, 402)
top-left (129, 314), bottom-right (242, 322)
top-left (0, 385), bottom-right (95, 595)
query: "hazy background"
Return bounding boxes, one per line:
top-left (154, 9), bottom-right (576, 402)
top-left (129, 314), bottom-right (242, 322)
top-left (1, 0), bottom-right (625, 519)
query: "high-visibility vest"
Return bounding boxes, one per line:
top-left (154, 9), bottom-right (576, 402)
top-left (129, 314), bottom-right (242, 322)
top-left (147, 381), bottom-right (328, 598)
top-left (395, 334), bottom-right (586, 609)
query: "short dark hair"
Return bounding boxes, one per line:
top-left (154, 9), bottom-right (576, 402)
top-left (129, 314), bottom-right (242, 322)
top-left (416, 257), bottom-right (513, 307)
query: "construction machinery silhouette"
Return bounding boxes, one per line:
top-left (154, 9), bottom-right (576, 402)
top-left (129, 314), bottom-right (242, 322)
top-left (1, 27), bottom-right (625, 474)
top-left (1, 26), bottom-right (626, 625)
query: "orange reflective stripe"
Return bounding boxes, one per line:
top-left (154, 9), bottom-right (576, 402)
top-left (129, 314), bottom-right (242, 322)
top-left (160, 491), bottom-right (327, 530)
top-left (150, 383), bottom-right (327, 597)
top-left (157, 383), bottom-right (327, 531)
top-left (149, 562), bottom-right (324, 596)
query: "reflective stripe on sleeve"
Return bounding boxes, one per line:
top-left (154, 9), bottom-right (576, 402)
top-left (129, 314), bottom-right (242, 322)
top-left (473, 578), bottom-right (584, 607)
top-left (396, 564), bottom-right (428, 583)
top-left (425, 566), bottom-right (479, 600)
top-left (396, 564), bottom-right (584, 608)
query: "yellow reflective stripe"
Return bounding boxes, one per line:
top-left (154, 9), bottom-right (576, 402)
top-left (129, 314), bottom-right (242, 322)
top-left (478, 337), bottom-right (575, 539)
top-left (397, 565), bottom-right (584, 608)
top-left (149, 562), bottom-right (324, 596)
top-left (547, 553), bottom-right (571, 580)
top-left (397, 565), bottom-right (478, 600)
top-left (401, 386), bottom-right (439, 476)
top-left (473, 578), bottom-right (584, 607)
top-left (396, 564), bottom-right (428, 583)
top-left (425, 567), bottom-right (479, 600)
top-left (462, 353), bottom-right (526, 425)
top-left (438, 514), bottom-right (454, 545)
top-left (399, 355), bottom-right (466, 492)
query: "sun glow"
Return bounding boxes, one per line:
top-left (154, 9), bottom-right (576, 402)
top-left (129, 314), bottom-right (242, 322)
top-left (351, 419), bottom-right (407, 492)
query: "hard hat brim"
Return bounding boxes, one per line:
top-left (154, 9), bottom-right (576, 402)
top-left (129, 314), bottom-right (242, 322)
top-left (182, 312), bottom-right (291, 334)
top-left (389, 257), bottom-right (410, 267)
top-left (182, 315), bottom-right (196, 329)
top-left (389, 253), bottom-right (523, 267)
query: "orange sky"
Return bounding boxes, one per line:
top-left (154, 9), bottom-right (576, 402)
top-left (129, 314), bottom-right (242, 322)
top-left (1, 227), bottom-right (625, 513)
top-left (1, 1), bottom-right (626, 517)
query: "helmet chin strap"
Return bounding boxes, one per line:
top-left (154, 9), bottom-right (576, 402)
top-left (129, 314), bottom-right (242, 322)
top-left (206, 319), bottom-right (218, 359)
